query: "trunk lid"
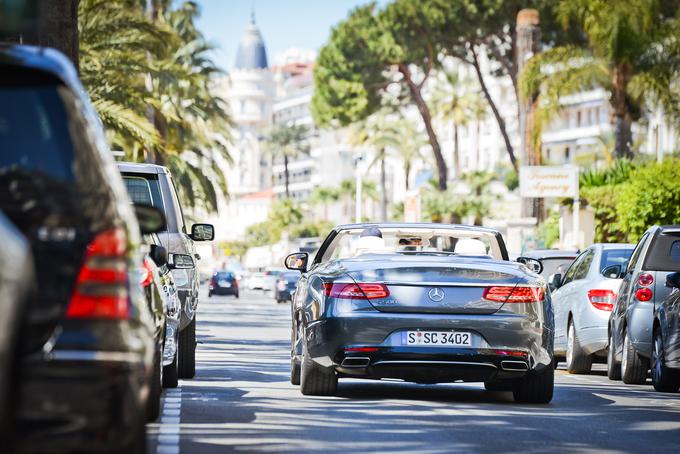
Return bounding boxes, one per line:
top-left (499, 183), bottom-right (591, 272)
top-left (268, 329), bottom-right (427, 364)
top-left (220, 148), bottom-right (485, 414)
top-left (343, 255), bottom-right (527, 314)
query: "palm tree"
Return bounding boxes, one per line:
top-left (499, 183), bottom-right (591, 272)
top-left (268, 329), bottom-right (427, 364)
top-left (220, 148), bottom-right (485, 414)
top-left (264, 123), bottom-right (310, 199)
top-left (519, 0), bottom-right (680, 159)
top-left (309, 187), bottom-right (340, 220)
top-left (462, 171), bottom-right (496, 225)
top-left (431, 70), bottom-right (486, 179)
top-left (350, 112), bottom-right (403, 221)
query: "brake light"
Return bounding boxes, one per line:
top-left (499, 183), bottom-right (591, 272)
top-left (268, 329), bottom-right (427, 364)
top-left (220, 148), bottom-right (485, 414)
top-left (66, 228), bottom-right (130, 320)
top-left (636, 287), bottom-right (653, 302)
top-left (638, 273), bottom-right (654, 286)
top-left (324, 283), bottom-right (390, 299)
top-left (493, 349), bottom-right (528, 358)
top-left (483, 286), bottom-right (544, 303)
top-left (139, 257), bottom-right (155, 288)
top-left (344, 347), bottom-right (379, 353)
top-left (587, 289), bottom-right (616, 311)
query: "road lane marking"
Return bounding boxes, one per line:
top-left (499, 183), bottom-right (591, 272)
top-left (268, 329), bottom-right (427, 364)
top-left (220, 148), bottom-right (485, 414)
top-left (156, 389), bottom-right (182, 454)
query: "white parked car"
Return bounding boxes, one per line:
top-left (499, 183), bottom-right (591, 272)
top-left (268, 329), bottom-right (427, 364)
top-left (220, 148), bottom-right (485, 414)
top-left (551, 243), bottom-right (634, 374)
top-left (248, 272), bottom-right (267, 290)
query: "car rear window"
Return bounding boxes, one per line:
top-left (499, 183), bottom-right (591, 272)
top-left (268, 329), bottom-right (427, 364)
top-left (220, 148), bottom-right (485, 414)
top-left (281, 272), bottom-right (299, 281)
top-left (0, 85), bottom-right (75, 182)
top-left (644, 232), bottom-right (680, 271)
top-left (600, 249), bottom-right (633, 275)
top-left (122, 174), bottom-right (164, 210)
top-left (215, 272), bottom-right (233, 280)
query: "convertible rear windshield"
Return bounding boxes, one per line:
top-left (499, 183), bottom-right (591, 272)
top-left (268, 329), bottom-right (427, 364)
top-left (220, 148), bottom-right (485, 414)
top-left (644, 231), bottom-right (680, 271)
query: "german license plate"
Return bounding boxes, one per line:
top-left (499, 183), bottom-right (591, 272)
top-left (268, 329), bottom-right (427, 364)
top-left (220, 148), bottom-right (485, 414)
top-left (404, 331), bottom-right (471, 347)
top-left (218, 280), bottom-right (231, 287)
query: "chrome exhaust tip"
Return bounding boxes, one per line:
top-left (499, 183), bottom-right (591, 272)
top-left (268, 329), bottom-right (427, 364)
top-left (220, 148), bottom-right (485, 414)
top-left (341, 357), bottom-right (371, 368)
top-left (500, 360), bottom-right (529, 371)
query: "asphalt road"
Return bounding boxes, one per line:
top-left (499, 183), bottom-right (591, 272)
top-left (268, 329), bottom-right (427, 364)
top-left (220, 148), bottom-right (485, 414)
top-left (148, 289), bottom-right (680, 454)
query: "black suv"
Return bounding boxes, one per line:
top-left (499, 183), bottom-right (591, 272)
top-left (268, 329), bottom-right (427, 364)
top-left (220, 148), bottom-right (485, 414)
top-left (118, 162), bottom-right (214, 378)
top-left (0, 45), bottom-right (164, 451)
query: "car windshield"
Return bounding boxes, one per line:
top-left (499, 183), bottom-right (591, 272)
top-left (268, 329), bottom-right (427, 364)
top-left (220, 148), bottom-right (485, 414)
top-left (0, 85), bottom-right (75, 182)
top-left (539, 258), bottom-right (576, 278)
top-left (321, 227), bottom-right (502, 262)
top-left (600, 248), bottom-right (633, 276)
top-left (644, 231), bottom-right (680, 271)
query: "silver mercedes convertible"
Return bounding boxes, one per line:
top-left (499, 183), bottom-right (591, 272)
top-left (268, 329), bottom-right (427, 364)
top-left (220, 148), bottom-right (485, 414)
top-left (285, 223), bottom-right (554, 403)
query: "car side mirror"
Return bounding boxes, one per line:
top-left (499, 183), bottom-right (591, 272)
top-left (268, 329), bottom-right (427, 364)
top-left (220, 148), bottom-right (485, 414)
top-left (150, 245), bottom-right (168, 267)
top-left (285, 252), bottom-right (309, 272)
top-left (169, 253), bottom-right (194, 269)
top-left (666, 272), bottom-right (680, 289)
top-left (602, 264), bottom-right (623, 279)
top-left (134, 204), bottom-right (166, 234)
top-left (516, 257), bottom-right (544, 275)
top-left (190, 223), bottom-right (214, 241)
top-left (549, 273), bottom-right (563, 291)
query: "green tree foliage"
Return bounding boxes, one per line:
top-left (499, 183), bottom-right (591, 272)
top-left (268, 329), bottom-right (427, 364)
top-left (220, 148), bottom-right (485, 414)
top-left (519, 0), bottom-right (680, 158)
top-left (616, 159), bottom-right (680, 241)
top-left (79, 0), bottom-right (232, 211)
top-left (264, 123), bottom-right (310, 198)
top-left (312, 2), bottom-right (450, 189)
top-left (536, 209), bottom-right (561, 248)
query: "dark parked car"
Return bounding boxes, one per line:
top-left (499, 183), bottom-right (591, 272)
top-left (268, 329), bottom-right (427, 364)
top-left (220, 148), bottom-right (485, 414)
top-left (652, 272), bottom-right (680, 392)
top-left (275, 271), bottom-right (299, 303)
top-left (0, 211), bottom-right (34, 441)
top-left (609, 225), bottom-right (680, 384)
top-left (286, 223), bottom-right (554, 403)
top-left (0, 45), bottom-right (165, 451)
top-left (118, 162), bottom-right (214, 379)
top-left (208, 270), bottom-right (239, 298)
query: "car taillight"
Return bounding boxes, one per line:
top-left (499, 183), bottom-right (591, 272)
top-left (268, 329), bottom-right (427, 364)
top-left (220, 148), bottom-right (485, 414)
top-left (139, 257), bottom-right (154, 288)
top-left (324, 282), bottom-right (390, 299)
top-left (587, 289), bottom-right (616, 311)
top-left (66, 228), bottom-right (130, 320)
top-left (233, 279), bottom-right (238, 288)
top-left (638, 273), bottom-right (654, 286)
top-left (636, 287), bottom-right (653, 302)
top-left (483, 286), bottom-right (544, 303)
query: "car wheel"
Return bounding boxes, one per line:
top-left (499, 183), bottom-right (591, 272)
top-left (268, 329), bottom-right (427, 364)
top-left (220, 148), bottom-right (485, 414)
top-left (651, 327), bottom-right (680, 392)
top-left (300, 345), bottom-right (337, 396)
top-left (178, 318), bottom-right (196, 379)
top-left (146, 346), bottom-right (162, 422)
top-left (512, 365), bottom-right (554, 404)
top-left (291, 357), bottom-right (301, 385)
top-left (484, 380), bottom-right (513, 392)
top-left (566, 320), bottom-right (592, 374)
top-left (208, 292), bottom-right (212, 298)
top-left (621, 328), bottom-right (649, 384)
top-left (607, 330), bottom-right (621, 380)
top-left (163, 351), bottom-right (179, 388)
top-left (235, 292), bottom-right (240, 299)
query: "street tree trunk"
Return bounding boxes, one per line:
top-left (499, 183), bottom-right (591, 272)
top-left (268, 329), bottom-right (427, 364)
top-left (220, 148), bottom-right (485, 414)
top-left (453, 122), bottom-right (460, 179)
top-left (470, 47), bottom-right (519, 173)
top-left (380, 151), bottom-right (387, 221)
top-left (15, 0), bottom-right (81, 70)
top-left (404, 162), bottom-right (411, 191)
top-left (284, 154), bottom-right (290, 198)
top-left (611, 65), bottom-right (634, 159)
top-left (399, 64), bottom-right (448, 191)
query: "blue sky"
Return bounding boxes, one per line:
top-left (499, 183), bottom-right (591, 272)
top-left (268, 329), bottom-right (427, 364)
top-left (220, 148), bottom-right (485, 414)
top-left (194, 0), bottom-right (388, 71)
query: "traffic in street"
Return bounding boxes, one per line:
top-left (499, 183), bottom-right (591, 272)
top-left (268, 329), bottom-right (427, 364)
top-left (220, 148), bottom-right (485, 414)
top-left (149, 289), bottom-right (680, 453)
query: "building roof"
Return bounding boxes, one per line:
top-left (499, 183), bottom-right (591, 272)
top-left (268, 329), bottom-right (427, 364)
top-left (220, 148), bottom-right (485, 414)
top-left (234, 14), bottom-right (268, 70)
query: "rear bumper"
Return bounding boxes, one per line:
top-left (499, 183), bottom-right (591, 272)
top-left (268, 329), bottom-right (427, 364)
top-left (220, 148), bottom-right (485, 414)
top-left (304, 311), bottom-right (553, 382)
top-left (14, 351), bottom-right (148, 452)
top-left (210, 286), bottom-right (238, 295)
top-left (276, 289), bottom-right (293, 301)
top-left (335, 348), bottom-right (534, 383)
top-left (627, 301), bottom-right (654, 358)
top-left (579, 325), bottom-right (608, 356)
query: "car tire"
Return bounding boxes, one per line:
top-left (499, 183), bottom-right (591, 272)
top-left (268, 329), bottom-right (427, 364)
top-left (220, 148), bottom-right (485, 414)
top-left (235, 292), bottom-right (240, 299)
top-left (621, 328), bottom-right (649, 385)
top-left (607, 330), bottom-right (621, 380)
top-left (178, 318), bottom-right (196, 379)
top-left (291, 357), bottom-right (301, 385)
top-left (651, 327), bottom-right (680, 392)
top-left (512, 365), bottom-right (554, 404)
top-left (566, 320), bottom-right (592, 374)
top-left (163, 351), bottom-right (179, 388)
top-left (122, 418), bottom-right (147, 454)
top-left (208, 292), bottom-right (212, 298)
top-left (484, 380), bottom-right (513, 392)
top-left (146, 346), bottom-right (162, 422)
top-left (300, 347), bottom-right (337, 396)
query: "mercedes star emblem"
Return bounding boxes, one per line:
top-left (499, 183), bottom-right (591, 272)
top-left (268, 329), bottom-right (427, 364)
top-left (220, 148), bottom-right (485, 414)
top-left (428, 287), bottom-right (445, 302)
